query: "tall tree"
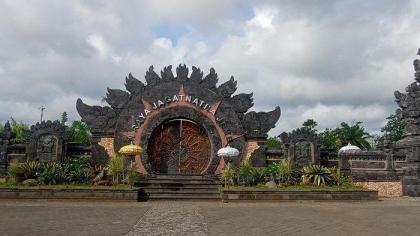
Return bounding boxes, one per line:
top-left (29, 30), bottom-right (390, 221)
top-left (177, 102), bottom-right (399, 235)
top-left (69, 121), bottom-right (91, 144)
top-left (381, 114), bottom-right (404, 142)
top-left (10, 117), bottom-right (30, 143)
top-left (302, 119), bottom-right (318, 132)
top-left (335, 121), bottom-right (372, 149)
top-left (265, 137), bottom-right (282, 149)
top-left (61, 112), bottom-right (68, 125)
top-left (320, 128), bottom-right (341, 151)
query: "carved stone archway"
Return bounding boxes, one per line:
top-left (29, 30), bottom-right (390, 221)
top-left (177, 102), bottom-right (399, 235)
top-left (77, 65), bottom-right (281, 174)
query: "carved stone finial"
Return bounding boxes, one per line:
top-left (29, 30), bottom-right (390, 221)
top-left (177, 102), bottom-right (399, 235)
top-left (4, 121), bottom-right (11, 132)
top-left (202, 68), bottom-right (218, 89)
top-left (125, 73), bottom-right (145, 95)
top-left (176, 64), bottom-right (189, 81)
top-left (160, 65), bottom-right (174, 81)
top-left (190, 66), bottom-right (203, 81)
top-left (146, 65), bottom-right (160, 86)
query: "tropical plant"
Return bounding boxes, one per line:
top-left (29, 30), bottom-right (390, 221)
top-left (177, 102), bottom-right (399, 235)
top-left (69, 121), bottom-right (91, 144)
top-left (301, 164), bottom-right (331, 186)
top-left (220, 162), bottom-right (235, 188)
top-left (38, 162), bottom-right (68, 185)
top-left (250, 168), bottom-right (266, 185)
top-left (320, 128), bottom-right (341, 151)
top-left (329, 167), bottom-right (350, 186)
top-left (10, 117), bottom-right (30, 143)
top-left (20, 161), bottom-right (44, 179)
top-left (235, 160), bottom-right (254, 186)
top-left (64, 155), bottom-right (92, 170)
top-left (66, 168), bottom-right (94, 184)
top-left (265, 137), bottom-right (282, 149)
top-left (265, 159), bottom-right (297, 185)
top-left (61, 156), bottom-right (94, 183)
top-left (335, 121), bottom-right (372, 149)
top-left (125, 167), bottom-right (137, 187)
top-left (106, 154), bottom-right (127, 184)
top-left (7, 159), bottom-right (24, 183)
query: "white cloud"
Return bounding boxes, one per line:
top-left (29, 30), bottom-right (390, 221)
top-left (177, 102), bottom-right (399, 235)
top-left (87, 34), bottom-right (109, 59)
top-left (248, 7), bottom-right (277, 30)
top-left (1, 0), bottom-right (419, 138)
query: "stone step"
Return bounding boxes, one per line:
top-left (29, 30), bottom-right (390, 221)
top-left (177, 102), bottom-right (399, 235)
top-left (139, 188), bottom-right (219, 193)
top-left (135, 182), bottom-right (221, 189)
top-left (146, 174), bottom-right (216, 180)
top-left (139, 185), bottom-right (220, 190)
top-left (134, 174), bottom-right (222, 200)
top-left (138, 192), bottom-right (221, 200)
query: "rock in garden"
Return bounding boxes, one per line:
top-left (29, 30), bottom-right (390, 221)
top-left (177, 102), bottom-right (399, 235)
top-left (22, 179), bottom-right (39, 186)
top-left (265, 180), bottom-right (276, 188)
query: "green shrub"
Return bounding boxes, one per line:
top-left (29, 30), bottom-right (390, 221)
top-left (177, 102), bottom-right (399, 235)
top-left (125, 167), bottom-right (137, 187)
top-left (329, 167), bottom-right (350, 186)
top-left (235, 160), bottom-right (254, 186)
top-left (64, 155), bottom-right (92, 169)
top-left (250, 168), bottom-right (266, 185)
top-left (220, 163), bottom-right (235, 188)
top-left (266, 159), bottom-right (297, 185)
top-left (61, 156), bottom-right (94, 184)
top-left (7, 159), bottom-right (23, 183)
top-left (21, 161), bottom-right (44, 179)
top-left (302, 164), bottom-right (331, 186)
top-left (106, 154), bottom-right (127, 184)
top-left (38, 162), bottom-right (68, 185)
top-left (66, 168), bottom-right (94, 184)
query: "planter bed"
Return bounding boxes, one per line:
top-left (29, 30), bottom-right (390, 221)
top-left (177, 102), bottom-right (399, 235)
top-left (221, 187), bottom-right (378, 201)
top-left (0, 187), bottom-right (140, 201)
top-left (0, 185), bottom-right (378, 201)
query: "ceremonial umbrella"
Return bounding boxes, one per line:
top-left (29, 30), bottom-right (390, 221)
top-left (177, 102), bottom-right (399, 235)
top-left (118, 142), bottom-right (143, 156)
top-left (118, 142), bottom-right (143, 168)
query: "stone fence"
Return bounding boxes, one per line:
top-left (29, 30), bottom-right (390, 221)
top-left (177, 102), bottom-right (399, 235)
top-left (0, 142), bottom-right (92, 176)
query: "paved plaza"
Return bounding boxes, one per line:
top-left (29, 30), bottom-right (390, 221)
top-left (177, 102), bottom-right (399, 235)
top-left (1, 198), bottom-right (420, 236)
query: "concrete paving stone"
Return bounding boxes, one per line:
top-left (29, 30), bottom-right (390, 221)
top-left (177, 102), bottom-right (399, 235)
top-left (0, 198), bottom-right (420, 236)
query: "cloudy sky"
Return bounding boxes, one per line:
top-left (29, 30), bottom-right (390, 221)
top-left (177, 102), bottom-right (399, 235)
top-left (1, 0), bottom-right (419, 136)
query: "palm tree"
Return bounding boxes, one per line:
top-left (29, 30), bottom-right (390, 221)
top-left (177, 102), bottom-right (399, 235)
top-left (336, 121), bottom-right (372, 149)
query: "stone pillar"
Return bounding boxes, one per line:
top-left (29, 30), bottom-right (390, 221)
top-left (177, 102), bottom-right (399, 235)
top-left (0, 122), bottom-right (12, 176)
top-left (339, 154), bottom-right (351, 177)
top-left (402, 147), bottom-right (420, 196)
top-left (90, 134), bottom-right (114, 165)
top-left (385, 150), bottom-right (394, 171)
top-left (245, 135), bottom-right (268, 167)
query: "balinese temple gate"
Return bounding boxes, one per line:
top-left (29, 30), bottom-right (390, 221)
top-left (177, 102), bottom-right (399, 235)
top-left (77, 65), bottom-right (281, 175)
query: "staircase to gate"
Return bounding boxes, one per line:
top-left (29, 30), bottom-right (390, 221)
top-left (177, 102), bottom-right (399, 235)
top-left (134, 174), bottom-right (222, 201)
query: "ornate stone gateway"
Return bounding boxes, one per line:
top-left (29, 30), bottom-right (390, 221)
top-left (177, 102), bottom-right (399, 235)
top-left (148, 119), bottom-right (211, 174)
top-left (77, 65), bottom-right (281, 175)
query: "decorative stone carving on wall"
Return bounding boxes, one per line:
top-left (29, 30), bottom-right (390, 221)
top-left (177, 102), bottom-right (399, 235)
top-left (36, 134), bottom-right (58, 162)
top-left (279, 128), bottom-right (322, 168)
top-left (26, 120), bottom-right (69, 162)
top-left (77, 65), bottom-right (281, 173)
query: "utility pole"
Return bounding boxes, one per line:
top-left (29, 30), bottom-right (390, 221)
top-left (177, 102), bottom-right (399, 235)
top-left (39, 105), bottom-right (46, 122)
